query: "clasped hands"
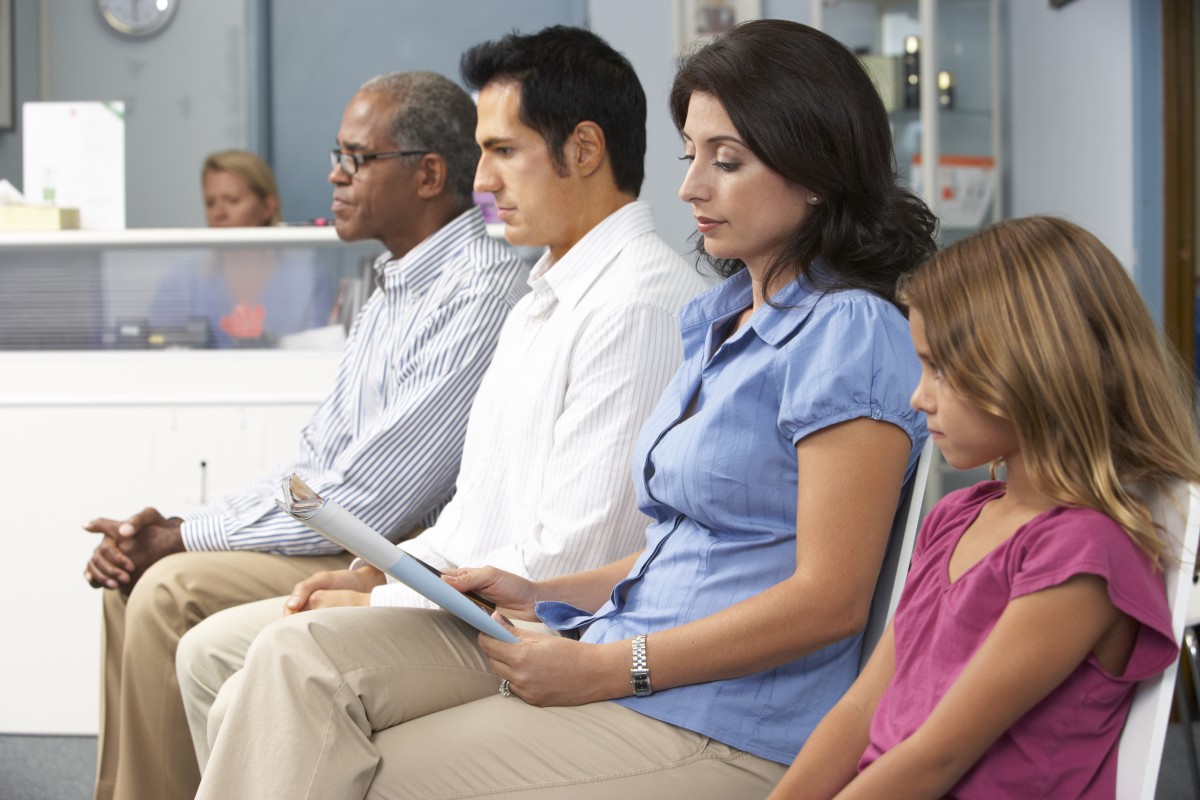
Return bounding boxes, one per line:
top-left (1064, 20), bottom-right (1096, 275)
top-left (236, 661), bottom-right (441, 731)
top-left (83, 507), bottom-right (186, 592)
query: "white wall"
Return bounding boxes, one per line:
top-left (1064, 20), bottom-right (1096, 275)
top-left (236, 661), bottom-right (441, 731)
top-left (1004, 0), bottom-right (1136, 269)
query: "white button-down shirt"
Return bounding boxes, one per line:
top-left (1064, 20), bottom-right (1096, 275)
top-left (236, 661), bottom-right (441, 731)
top-left (372, 200), bottom-right (712, 606)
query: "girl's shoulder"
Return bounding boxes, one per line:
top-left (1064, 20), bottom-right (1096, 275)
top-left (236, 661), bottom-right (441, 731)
top-left (1011, 503), bottom-right (1142, 573)
top-left (1008, 501), bottom-right (1177, 680)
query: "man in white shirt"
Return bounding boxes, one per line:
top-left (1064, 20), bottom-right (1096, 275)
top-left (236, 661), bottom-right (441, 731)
top-left (85, 72), bottom-right (528, 800)
top-left (181, 27), bottom-right (710, 785)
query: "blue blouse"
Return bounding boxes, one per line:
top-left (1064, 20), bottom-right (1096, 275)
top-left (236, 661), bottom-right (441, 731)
top-left (148, 250), bottom-right (337, 348)
top-left (538, 267), bottom-right (926, 764)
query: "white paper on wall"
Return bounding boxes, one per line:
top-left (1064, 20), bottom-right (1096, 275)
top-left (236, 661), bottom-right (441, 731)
top-left (22, 101), bottom-right (126, 230)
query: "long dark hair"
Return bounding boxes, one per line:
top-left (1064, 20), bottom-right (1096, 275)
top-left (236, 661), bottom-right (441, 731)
top-left (669, 19), bottom-right (937, 302)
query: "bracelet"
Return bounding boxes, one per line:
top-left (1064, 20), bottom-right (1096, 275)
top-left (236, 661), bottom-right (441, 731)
top-left (630, 633), bottom-right (652, 697)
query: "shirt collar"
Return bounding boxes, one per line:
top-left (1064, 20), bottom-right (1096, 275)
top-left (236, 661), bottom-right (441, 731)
top-left (375, 206), bottom-right (486, 295)
top-left (679, 260), bottom-right (830, 347)
top-left (525, 201), bottom-right (657, 313)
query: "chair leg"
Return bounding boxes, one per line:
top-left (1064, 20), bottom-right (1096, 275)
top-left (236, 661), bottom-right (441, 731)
top-left (1180, 628), bottom-right (1200, 798)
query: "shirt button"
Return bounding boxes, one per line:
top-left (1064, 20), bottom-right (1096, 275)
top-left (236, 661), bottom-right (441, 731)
top-left (870, 407), bottom-right (883, 420)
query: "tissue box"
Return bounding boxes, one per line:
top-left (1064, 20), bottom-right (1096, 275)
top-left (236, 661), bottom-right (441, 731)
top-left (0, 205), bottom-right (82, 231)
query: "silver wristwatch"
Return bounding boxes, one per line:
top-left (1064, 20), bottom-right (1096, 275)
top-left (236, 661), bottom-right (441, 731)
top-left (631, 633), bottom-right (653, 696)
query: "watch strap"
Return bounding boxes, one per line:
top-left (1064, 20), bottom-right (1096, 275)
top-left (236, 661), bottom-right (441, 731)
top-left (630, 633), bottom-right (652, 696)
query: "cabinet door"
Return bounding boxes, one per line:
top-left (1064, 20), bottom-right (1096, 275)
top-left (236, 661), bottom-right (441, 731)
top-left (0, 352), bottom-right (335, 734)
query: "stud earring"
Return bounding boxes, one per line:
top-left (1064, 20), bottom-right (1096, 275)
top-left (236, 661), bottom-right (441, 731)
top-left (808, 195), bottom-right (821, 205)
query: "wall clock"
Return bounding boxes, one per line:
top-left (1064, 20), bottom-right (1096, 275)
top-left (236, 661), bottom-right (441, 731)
top-left (98, 0), bottom-right (178, 38)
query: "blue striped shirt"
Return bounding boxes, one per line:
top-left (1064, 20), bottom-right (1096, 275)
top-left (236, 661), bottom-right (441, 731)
top-left (181, 207), bottom-right (528, 554)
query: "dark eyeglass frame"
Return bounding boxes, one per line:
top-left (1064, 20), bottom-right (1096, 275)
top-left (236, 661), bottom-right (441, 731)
top-left (329, 148), bottom-right (433, 175)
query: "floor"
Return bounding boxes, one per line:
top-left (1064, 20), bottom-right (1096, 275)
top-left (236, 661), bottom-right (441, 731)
top-left (1, 724), bottom-right (1198, 799)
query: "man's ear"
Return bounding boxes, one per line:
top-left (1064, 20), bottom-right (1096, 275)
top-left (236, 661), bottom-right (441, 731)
top-left (414, 153), bottom-right (448, 199)
top-left (567, 121), bottom-right (607, 178)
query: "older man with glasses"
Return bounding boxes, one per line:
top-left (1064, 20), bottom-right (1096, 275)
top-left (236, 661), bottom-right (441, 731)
top-left (85, 70), bottom-right (528, 800)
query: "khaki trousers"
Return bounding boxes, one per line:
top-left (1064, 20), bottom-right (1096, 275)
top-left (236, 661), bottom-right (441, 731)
top-left (94, 549), bottom-right (351, 800)
top-left (196, 606), bottom-right (786, 800)
top-left (176, 594), bottom-right (282, 767)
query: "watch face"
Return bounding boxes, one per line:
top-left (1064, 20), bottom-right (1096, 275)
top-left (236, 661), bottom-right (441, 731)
top-left (98, 0), bottom-right (178, 38)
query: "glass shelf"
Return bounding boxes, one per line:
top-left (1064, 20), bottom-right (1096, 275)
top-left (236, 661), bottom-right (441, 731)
top-left (819, 0), bottom-right (1001, 241)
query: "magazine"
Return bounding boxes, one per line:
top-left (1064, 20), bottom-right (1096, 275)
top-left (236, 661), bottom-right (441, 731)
top-left (275, 474), bottom-right (518, 643)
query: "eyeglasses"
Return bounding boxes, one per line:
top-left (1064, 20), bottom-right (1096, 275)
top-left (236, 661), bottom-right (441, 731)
top-left (329, 148), bottom-right (432, 176)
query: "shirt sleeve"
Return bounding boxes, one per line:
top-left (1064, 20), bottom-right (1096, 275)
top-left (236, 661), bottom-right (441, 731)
top-left (776, 293), bottom-right (922, 448)
top-left (181, 273), bottom-right (519, 556)
top-left (1008, 508), bottom-right (1178, 681)
top-left (370, 301), bottom-right (681, 608)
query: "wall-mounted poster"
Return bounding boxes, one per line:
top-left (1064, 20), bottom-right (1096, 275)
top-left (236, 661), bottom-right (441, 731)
top-left (23, 101), bottom-right (127, 229)
top-left (0, 0), bottom-right (13, 131)
top-left (674, 0), bottom-right (760, 55)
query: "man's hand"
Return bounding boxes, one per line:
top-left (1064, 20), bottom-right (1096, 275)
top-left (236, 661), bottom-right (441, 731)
top-left (284, 563), bottom-right (386, 614)
top-left (83, 507), bottom-right (185, 593)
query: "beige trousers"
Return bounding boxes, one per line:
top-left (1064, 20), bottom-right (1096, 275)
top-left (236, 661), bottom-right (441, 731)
top-left (180, 596), bottom-right (560, 770)
top-left (94, 549), bottom-right (351, 800)
top-left (196, 606), bottom-right (787, 800)
top-left (176, 594), bottom-right (282, 767)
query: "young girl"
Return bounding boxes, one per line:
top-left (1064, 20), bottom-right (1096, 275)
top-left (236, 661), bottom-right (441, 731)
top-left (770, 215), bottom-right (1200, 799)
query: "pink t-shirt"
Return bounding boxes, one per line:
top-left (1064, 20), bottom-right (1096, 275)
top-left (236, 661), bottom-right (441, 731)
top-left (859, 481), bottom-right (1177, 798)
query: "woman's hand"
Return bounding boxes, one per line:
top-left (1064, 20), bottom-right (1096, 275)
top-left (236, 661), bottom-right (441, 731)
top-left (284, 563), bottom-right (386, 614)
top-left (442, 566), bottom-right (541, 621)
top-left (477, 617), bottom-right (626, 707)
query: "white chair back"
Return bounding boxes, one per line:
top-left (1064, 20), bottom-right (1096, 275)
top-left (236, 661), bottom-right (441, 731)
top-left (859, 439), bottom-right (935, 671)
top-left (1115, 482), bottom-right (1200, 799)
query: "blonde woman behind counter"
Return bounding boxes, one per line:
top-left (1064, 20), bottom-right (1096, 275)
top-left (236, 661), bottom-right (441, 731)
top-left (147, 149), bottom-right (336, 347)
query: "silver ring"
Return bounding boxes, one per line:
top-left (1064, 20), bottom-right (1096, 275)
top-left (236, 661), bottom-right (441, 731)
top-left (499, 679), bottom-right (511, 697)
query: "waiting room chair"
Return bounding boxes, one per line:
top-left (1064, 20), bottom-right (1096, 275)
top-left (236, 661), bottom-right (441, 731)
top-left (1115, 482), bottom-right (1200, 800)
top-left (1169, 567), bottom-right (1200, 797)
top-left (859, 439), bottom-right (934, 670)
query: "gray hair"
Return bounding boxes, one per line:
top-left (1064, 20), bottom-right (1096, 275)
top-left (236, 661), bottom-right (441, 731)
top-left (359, 71), bottom-right (478, 208)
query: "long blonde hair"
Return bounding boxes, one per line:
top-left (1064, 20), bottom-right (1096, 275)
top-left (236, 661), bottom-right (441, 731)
top-left (899, 216), bottom-right (1200, 567)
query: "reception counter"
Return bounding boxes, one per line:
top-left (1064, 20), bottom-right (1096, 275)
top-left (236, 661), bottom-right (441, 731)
top-left (0, 227), bottom-right (378, 734)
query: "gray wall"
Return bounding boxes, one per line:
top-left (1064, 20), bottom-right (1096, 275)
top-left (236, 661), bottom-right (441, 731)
top-left (1004, 0), bottom-right (1135, 268)
top-left (37, 0), bottom-right (251, 228)
top-left (0, 0), bottom-right (47, 194)
top-left (268, 0), bottom-right (586, 223)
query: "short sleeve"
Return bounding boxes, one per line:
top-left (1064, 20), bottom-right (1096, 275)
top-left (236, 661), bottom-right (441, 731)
top-left (776, 293), bottom-right (922, 447)
top-left (910, 483), bottom-right (1006, 562)
top-left (1009, 508), bottom-right (1178, 680)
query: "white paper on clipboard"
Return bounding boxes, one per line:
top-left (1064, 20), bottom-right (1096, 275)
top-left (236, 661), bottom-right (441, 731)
top-left (276, 474), bottom-right (518, 643)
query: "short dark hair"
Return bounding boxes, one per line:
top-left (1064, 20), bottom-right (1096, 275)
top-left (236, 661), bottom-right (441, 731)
top-left (360, 71), bottom-right (478, 209)
top-left (461, 25), bottom-right (646, 196)
top-left (669, 19), bottom-right (938, 303)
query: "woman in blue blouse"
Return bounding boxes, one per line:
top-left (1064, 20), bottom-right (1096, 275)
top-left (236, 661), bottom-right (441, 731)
top-left (147, 150), bottom-right (336, 348)
top-left (197, 20), bottom-right (936, 798)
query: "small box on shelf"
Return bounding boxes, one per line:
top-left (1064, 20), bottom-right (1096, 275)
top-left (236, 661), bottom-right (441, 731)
top-left (0, 204), bottom-right (82, 231)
